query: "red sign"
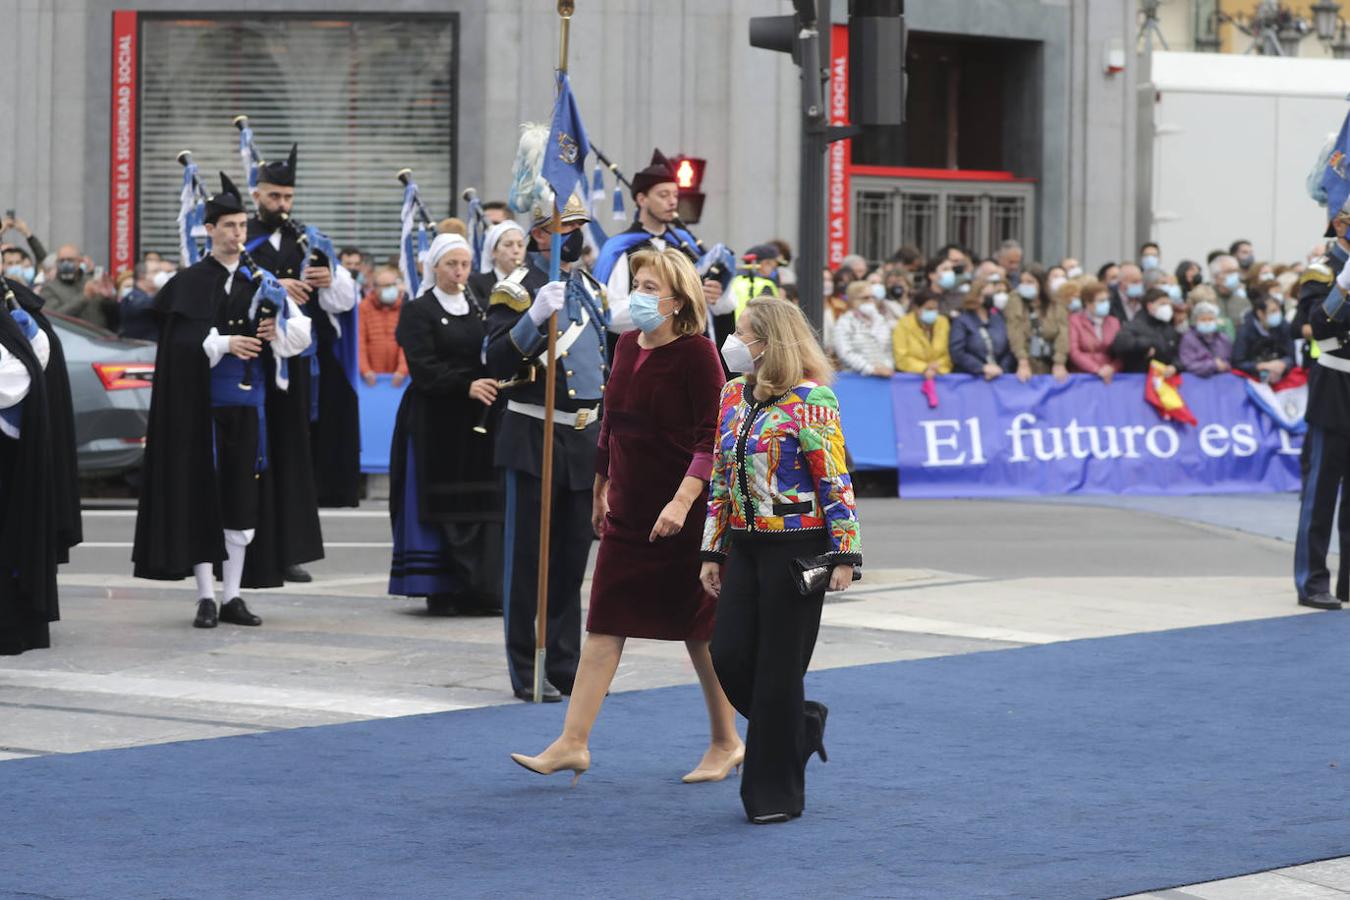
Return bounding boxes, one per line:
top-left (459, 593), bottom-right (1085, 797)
top-left (109, 10), bottom-right (138, 278)
top-left (827, 24), bottom-right (850, 269)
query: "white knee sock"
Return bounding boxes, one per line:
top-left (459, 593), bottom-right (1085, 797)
top-left (193, 562), bottom-right (214, 602)
top-left (222, 529), bottom-right (255, 601)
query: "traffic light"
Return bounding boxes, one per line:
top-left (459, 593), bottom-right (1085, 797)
top-left (669, 155), bottom-right (707, 224)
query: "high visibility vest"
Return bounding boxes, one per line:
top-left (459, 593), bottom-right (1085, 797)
top-left (731, 275), bottom-right (780, 320)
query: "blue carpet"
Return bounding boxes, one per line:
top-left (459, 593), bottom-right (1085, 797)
top-left (4, 614), bottom-right (1350, 900)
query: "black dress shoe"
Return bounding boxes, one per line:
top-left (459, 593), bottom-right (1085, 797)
top-left (425, 594), bottom-right (459, 617)
top-left (1299, 592), bottom-right (1343, 610)
top-left (219, 597), bottom-right (262, 626)
top-left (282, 564), bottom-right (313, 583)
top-left (514, 681), bottom-right (562, 703)
top-left (805, 700), bottom-right (829, 763)
top-left (750, 812), bottom-right (798, 825)
top-left (193, 598), bottom-right (218, 629)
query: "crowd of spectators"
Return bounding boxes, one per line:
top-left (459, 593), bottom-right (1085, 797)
top-left (2, 210), bottom-right (1315, 395)
top-left (821, 236), bottom-right (1311, 387)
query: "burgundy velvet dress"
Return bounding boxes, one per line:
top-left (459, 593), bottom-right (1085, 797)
top-left (587, 330), bottom-right (725, 640)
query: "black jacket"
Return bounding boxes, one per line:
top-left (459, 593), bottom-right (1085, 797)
top-left (1231, 317), bottom-right (1295, 378)
top-left (1110, 312), bottom-right (1181, 373)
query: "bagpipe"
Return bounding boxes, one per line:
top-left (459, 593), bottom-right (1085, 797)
top-left (396, 168), bottom-right (435, 298)
top-left (175, 150), bottom-right (210, 265)
top-left (588, 142), bottom-right (734, 290)
top-left (461, 186), bottom-right (488, 272)
top-left (237, 247), bottom-right (289, 392)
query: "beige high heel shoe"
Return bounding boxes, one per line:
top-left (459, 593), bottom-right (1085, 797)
top-left (681, 743), bottom-right (746, 784)
top-left (510, 747), bottom-right (591, 787)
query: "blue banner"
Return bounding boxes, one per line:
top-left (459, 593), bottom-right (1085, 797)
top-left (357, 374), bottom-right (408, 474)
top-left (832, 373), bottom-right (1301, 498)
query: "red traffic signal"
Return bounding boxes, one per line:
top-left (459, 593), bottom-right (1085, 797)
top-left (669, 155), bottom-right (707, 223)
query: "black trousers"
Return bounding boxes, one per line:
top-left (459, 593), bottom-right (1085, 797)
top-left (711, 533), bottom-right (828, 820)
top-left (1295, 424), bottom-right (1350, 600)
top-left (502, 468), bottom-right (587, 693)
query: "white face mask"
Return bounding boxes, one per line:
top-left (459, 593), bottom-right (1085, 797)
top-left (152, 270), bottom-right (172, 290)
top-left (1066, 266), bottom-right (1083, 279)
top-left (858, 301), bottom-right (878, 316)
top-left (1048, 276), bottom-right (1067, 294)
top-left (721, 334), bottom-right (763, 374)
top-left (991, 292), bottom-right (1009, 311)
top-left (1151, 302), bottom-right (1174, 323)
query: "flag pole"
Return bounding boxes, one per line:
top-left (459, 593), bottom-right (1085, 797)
top-left (534, 0), bottom-right (575, 704)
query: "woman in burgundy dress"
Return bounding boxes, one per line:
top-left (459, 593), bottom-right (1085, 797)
top-left (511, 248), bottom-right (742, 785)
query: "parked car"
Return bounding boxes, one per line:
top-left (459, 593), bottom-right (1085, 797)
top-left (48, 314), bottom-right (156, 477)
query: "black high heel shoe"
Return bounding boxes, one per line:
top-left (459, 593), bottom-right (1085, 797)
top-left (806, 701), bottom-right (829, 763)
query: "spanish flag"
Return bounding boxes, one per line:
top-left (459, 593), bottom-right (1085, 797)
top-left (1145, 359), bottom-right (1198, 426)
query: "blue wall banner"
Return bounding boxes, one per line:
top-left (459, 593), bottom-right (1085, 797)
top-left (832, 372), bottom-right (1302, 498)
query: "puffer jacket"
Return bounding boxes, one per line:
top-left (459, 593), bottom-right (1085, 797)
top-left (700, 378), bottom-right (863, 566)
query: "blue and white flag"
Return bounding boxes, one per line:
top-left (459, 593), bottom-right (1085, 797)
top-left (1321, 107), bottom-right (1350, 215)
top-left (239, 120), bottom-right (259, 191)
top-left (177, 160), bottom-right (208, 266)
top-left (542, 72), bottom-right (591, 212)
top-left (399, 181), bottom-right (430, 298)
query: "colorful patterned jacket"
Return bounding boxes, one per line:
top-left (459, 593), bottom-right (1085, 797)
top-left (700, 378), bottom-right (862, 566)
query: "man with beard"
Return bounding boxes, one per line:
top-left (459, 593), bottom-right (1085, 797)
top-left (244, 144), bottom-right (359, 583)
top-left (132, 175), bottom-right (312, 627)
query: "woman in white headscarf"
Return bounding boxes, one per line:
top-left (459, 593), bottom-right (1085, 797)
top-left (468, 219), bottom-right (527, 303)
top-left (389, 233), bottom-right (504, 616)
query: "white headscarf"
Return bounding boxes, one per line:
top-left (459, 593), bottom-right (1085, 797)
top-left (422, 232), bottom-right (471, 291)
top-left (479, 220), bottom-right (525, 274)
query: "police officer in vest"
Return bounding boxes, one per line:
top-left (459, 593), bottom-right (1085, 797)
top-left (1294, 201), bottom-right (1350, 610)
top-left (485, 190), bottom-right (609, 702)
top-left (729, 243), bottom-right (783, 322)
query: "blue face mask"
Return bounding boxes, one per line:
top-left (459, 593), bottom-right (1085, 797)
top-left (1266, 311), bottom-right (1284, 329)
top-left (919, 308), bottom-right (939, 326)
top-left (1068, 297), bottom-right (1083, 313)
top-left (1094, 299), bottom-right (1112, 318)
top-left (1125, 282), bottom-right (1144, 299)
top-left (1165, 284), bottom-right (1182, 301)
top-left (3, 265), bottom-right (34, 284)
top-left (1196, 320), bottom-right (1218, 335)
top-left (1141, 255), bottom-right (1159, 271)
top-left (1223, 272), bottom-right (1241, 291)
top-left (937, 270), bottom-right (957, 290)
top-left (379, 285), bottom-right (400, 304)
top-left (629, 291), bottom-right (672, 333)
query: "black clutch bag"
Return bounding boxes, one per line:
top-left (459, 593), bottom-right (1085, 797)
top-left (790, 554), bottom-right (861, 596)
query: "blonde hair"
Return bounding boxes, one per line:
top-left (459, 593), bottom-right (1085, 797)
top-left (437, 217), bottom-right (468, 238)
top-left (739, 296), bottom-right (834, 401)
top-left (1053, 280), bottom-right (1081, 306)
top-left (630, 247), bottom-right (707, 337)
top-left (845, 281), bottom-right (872, 304)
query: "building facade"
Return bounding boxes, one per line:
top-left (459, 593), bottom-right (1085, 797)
top-left (0, 0), bottom-right (1138, 279)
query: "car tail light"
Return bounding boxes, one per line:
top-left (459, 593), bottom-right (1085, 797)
top-left (92, 362), bottom-right (154, 390)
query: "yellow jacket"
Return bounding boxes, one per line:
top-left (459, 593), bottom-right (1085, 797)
top-left (893, 312), bottom-right (952, 374)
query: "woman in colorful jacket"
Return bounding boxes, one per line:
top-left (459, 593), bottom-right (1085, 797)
top-left (700, 296), bottom-right (863, 825)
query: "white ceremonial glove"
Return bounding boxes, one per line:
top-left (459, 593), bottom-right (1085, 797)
top-left (527, 280), bottom-right (567, 327)
top-left (1337, 262), bottom-right (1350, 294)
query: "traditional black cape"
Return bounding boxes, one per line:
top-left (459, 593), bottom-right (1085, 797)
top-left (0, 304), bottom-right (61, 655)
top-left (11, 280), bottom-right (82, 562)
top-left (131, 257), bottom-right (247, 579)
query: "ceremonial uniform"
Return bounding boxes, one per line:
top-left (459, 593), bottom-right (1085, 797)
top-left (594, 151), bottom-right (736, 357)
top-left (485, 196), bottom-right (608, 699)
top-left (245, 144), bottom-right (362, 514)
top-left (1294, 241), bottom-right (1350, 607)
top-left (9, 278), bottom-right (82, 562)
top-left (0, 278), bottom-right (60, 656)
top-left (133, 175), bottom-right (313, 625)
